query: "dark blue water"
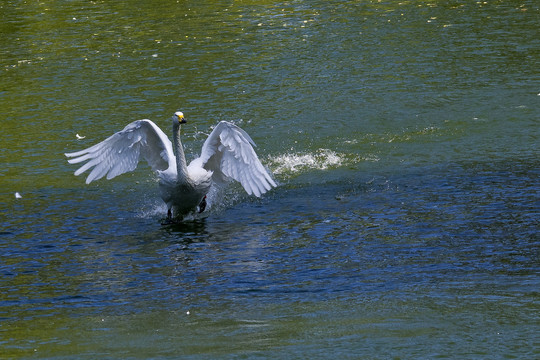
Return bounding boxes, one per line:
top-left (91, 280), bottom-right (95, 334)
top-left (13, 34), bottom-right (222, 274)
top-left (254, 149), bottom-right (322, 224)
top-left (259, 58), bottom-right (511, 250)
top-left (2, 158), bottom-right (538, 357)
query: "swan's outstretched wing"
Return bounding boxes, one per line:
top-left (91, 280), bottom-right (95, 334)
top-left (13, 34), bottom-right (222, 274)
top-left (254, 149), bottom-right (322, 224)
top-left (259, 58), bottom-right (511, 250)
top-left (194, 121), bottom-right (276, 197)
top-left (65, 119), bottom-right (174, 184)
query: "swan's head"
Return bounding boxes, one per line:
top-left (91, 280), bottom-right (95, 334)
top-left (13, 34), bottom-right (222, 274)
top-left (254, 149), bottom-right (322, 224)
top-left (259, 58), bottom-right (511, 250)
top-left (173, 111), bottom-right (186, 124)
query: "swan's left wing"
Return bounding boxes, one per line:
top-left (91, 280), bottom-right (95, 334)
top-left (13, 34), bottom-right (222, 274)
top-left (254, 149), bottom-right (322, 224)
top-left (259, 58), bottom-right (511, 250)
top-left (196, 121), bottom-right (276, 197)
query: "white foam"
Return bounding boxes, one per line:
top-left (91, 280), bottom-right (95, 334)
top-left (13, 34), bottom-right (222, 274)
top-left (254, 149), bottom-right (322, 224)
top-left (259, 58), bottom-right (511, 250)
top-left (269, 149), bottom-right (346, 176)
top-left (136, 200), bottom-right (167, 219)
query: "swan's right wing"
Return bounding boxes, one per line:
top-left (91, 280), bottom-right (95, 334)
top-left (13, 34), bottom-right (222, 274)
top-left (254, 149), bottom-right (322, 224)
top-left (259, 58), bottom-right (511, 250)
top-left (196, 121), bottom-right (276, 197)
top-left (65, 119), bottom-right (175, 184)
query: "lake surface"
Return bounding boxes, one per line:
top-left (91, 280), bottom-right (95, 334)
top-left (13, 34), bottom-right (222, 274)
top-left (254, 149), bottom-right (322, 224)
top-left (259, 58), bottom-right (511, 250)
top-left (1, 0), bottom-right (539, 358)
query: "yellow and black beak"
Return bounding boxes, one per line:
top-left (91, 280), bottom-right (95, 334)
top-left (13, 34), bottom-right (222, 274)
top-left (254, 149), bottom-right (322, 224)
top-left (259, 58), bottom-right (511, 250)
top-left (176, 112), bottom-right (187, 124)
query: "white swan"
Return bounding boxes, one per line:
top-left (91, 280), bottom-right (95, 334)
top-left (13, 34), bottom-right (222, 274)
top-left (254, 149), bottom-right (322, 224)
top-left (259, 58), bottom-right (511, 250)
top-left (65, 112), bottom-right (276, 220)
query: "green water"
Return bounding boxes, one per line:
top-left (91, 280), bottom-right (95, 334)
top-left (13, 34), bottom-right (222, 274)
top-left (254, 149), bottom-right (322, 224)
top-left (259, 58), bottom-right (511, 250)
top-left (1, 0), bottom-right (539, 358)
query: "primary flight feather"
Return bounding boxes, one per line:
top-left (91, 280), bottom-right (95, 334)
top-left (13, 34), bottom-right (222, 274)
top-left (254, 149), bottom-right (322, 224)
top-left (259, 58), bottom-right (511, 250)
top-left (65, 112), bottom-right (276, 220)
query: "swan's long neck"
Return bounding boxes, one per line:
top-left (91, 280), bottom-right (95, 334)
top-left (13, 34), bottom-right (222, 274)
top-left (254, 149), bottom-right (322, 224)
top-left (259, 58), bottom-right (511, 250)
top-left (172, 122), bottom-right (189, 183)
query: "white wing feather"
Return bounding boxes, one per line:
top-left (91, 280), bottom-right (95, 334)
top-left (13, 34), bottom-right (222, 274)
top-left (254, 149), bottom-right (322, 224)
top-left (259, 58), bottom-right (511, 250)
top-left (195, 121), bottom-right (276, 197)
top-left (65, 119), bottom-right (174, 184)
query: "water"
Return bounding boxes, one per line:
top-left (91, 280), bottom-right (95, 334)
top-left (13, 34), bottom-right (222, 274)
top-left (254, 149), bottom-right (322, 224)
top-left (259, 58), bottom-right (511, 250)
top-left (1, 0), bottom-right (539, 358)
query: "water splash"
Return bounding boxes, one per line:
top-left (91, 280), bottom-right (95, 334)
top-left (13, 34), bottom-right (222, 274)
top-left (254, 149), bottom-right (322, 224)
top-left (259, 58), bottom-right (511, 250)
top-left (269, 149), bottom-right (343, 175)
top-left (135, 184), bottom-right (240, 221)
top-left (136, 148), bottom-right (371, 220)
top-left (268, 149), bottom-right (375, 178)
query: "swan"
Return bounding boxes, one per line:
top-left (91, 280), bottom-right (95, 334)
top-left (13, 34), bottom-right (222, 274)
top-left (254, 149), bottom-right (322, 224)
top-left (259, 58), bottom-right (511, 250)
top-left (65, 112), bottom-right (276, 221)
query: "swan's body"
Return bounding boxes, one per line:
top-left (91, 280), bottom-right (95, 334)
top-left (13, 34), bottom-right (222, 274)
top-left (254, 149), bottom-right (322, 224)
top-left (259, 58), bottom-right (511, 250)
top-left (65, 112), bottom-right (276, 220)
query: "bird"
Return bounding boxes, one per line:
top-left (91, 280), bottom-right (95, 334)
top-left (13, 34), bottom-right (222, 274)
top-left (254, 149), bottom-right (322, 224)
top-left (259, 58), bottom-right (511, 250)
top-left (65, 112), bottom-right (276, 221)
